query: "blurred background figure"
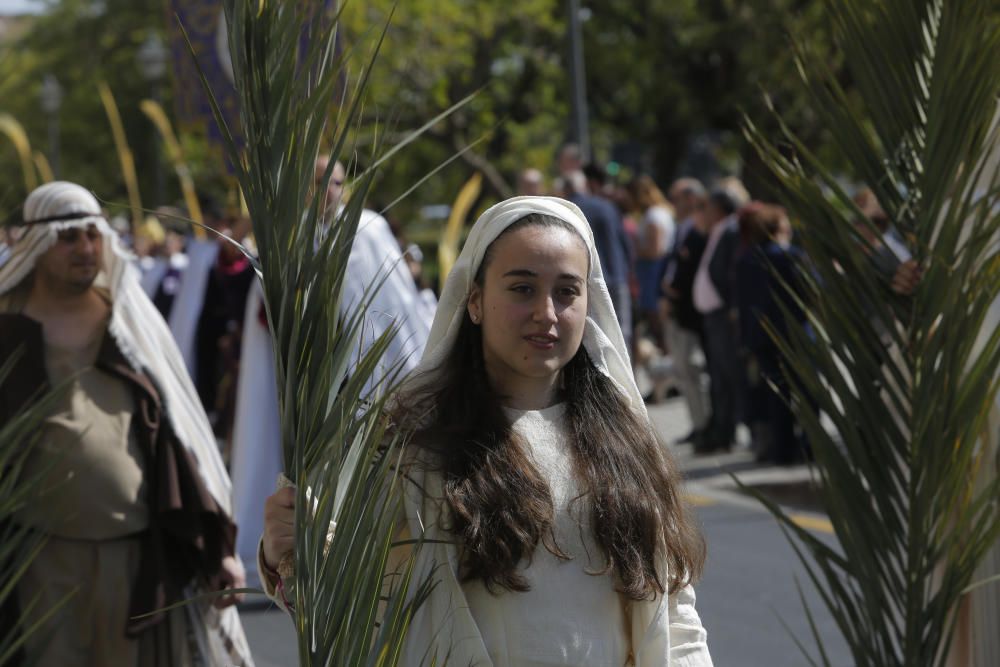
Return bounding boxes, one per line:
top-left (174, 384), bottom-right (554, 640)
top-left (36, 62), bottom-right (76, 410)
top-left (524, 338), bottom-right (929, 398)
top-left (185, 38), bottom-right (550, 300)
top-left (734, 202), bottom-right (810, 464)
top-left (195, 210), bottom-right (255, 451)
top-left (229, 155), bottom-right (433, 588)
top-left (517, 167), bottom-right (545, 196)
top-left (402, 241), bottom-right (439, 328)
top-left (558, 149), bottom-right (634, 350)
top-left (133, 214), bottom-right (166, 260)
top-left (661, 177), bottom-right (710, 443)
top-left (556, 142), bottom-right (585, 182)
top-left (160, 196), bottom-right (231, 389)
top-left (133, 213), bottom-right (167, 292)
top-left (693, 187), bottom-right (743, 453)
top-left (628, 175), bottom-right (675, 358)
top-left (147, 206), bottom-right (191, 314)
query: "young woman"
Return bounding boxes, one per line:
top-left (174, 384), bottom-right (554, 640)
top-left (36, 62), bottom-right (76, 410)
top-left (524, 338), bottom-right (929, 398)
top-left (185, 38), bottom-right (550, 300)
top-left (261, 196), bottom-right (711, 666)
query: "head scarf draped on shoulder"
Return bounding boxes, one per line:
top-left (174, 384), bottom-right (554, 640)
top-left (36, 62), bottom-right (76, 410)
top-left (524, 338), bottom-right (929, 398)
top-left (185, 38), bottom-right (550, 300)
top-left (0, 181), bottom-right (234, 514)
top-left (406, 195), bottom-right (645, 417)
top-left (0, 181), bottom-right (255, 665)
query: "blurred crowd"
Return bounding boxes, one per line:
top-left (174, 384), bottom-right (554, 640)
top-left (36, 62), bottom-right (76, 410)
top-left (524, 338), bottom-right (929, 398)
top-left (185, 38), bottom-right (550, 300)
top-left (0, 142), bottom-right (930, 664)
top-left (519, 144), bottom-right (921, 466)
top-left (77, 148), bottom-right (924, 474)
top-left (121, 168), bottom-right (437, 464)
top-left (7, 149), bottom-right (922, 478)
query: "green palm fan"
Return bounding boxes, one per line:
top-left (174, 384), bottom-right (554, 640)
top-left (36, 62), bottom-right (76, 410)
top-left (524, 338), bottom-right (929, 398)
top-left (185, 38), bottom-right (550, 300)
top-left (743, 0), bottom-right (1000, 665)
top-left (182, 1), bottom-right (437, 664)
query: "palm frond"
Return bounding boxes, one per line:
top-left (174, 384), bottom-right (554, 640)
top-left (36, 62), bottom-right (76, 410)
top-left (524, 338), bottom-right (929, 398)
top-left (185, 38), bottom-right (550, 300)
top-left (746, 0), bottom-right (1000, 664)
top-left (186, 1), bottom-right (442, 663)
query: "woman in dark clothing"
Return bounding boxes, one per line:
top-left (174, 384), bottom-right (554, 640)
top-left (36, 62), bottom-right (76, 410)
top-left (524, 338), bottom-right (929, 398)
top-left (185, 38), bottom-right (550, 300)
top-left (734, 203), bottom-right (809, 464)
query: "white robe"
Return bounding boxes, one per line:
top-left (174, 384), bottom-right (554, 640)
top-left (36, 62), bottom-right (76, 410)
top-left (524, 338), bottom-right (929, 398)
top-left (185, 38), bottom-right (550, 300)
top-left (230, 281), bottom-right (283, 589)
top-left (166, 239), bottom-right (220, 380)
top-left (231, 208), bottom-right (430, 583)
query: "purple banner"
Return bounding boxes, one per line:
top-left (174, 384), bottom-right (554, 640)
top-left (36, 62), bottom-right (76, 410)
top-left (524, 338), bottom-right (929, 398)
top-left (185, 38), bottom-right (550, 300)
top-left (167, 1), bottom-right (242, 171)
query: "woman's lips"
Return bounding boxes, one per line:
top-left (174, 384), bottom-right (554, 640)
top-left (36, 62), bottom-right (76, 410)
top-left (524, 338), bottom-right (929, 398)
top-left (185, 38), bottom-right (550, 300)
top-left (524, 334), bottom-right (558, 350)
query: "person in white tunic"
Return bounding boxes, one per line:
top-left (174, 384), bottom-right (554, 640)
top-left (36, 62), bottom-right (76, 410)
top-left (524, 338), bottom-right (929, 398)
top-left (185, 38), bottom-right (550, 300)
top-left (260, 196), bottom-right (712, 666)
top-left (231, 157), bottom-right (432, 587)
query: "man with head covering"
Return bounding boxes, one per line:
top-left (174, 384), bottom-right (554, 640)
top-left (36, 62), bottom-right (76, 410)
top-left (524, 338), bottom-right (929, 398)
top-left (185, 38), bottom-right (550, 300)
top-left (314, 156), bottom-right (433, 378)
top-left (0, 182), bottom-right (253, 666)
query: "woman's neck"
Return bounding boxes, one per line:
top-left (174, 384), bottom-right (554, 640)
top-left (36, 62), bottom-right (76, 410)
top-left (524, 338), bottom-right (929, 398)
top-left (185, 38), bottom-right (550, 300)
top-left (493, 374), bottom-right (562, 411)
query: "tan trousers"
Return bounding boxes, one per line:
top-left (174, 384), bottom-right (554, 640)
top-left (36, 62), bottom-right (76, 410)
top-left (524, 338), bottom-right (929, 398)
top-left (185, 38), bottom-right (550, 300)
top-left (18, 535), bottom-right (191, 667)
top-left (666, 320), bottom-right (709, 430)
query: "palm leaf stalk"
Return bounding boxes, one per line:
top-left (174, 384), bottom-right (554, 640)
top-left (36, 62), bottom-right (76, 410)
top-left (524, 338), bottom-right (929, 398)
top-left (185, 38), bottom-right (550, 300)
top-left (0, 114), bottom-right (39, 192)
top-left (0, 355), bottom-right (73, 665)
top-left (743, 1), bottom-right (1000, 665)
top-left (183, 1), bottom-right (435, 664)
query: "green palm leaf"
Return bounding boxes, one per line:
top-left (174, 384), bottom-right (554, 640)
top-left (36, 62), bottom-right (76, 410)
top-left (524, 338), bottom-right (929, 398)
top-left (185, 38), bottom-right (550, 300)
top-left (182, 1), bottom-right (452, 663)
top-left (745, 1), bottom-right (1000, 665)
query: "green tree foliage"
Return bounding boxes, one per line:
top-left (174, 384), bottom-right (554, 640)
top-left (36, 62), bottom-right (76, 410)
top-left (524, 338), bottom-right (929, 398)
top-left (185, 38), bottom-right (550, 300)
top-left (0, 0), bottom-right (174, 214)
top-left (582, 0), bottom-right (850, 190)
top-left (342, 0), bottom-right (853, 219)
top-left (339, 0), bottom-right (566, 218)
top-left (1, 0), bottom-right (857, 223)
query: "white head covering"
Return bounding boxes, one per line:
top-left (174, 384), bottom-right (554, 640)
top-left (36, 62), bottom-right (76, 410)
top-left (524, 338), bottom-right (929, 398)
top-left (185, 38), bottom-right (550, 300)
top-left (409, 195), bottom-right (644, 417)
top-left (396, 198), bottom-right (712, 667)
top-left (0, 182), bottom-right (253, 664)
top-left (0, 181), bottom-right (234, 513)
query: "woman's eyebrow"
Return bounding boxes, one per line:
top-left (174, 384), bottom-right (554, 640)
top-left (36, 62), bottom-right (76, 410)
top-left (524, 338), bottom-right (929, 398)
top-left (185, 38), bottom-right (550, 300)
top-left (502, 268), bottom-right (583, 283)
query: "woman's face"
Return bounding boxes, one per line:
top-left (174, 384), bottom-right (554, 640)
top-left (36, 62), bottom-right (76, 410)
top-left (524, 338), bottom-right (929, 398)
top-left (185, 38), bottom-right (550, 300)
top-left (468, 224), bottom-right (590, 399)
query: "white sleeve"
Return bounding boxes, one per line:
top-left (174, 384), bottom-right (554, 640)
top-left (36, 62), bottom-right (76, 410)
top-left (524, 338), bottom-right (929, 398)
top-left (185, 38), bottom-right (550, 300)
top-left (667, 584), bottom-right (713, 666)
top-left (256, 537), bottom-right (292, 614)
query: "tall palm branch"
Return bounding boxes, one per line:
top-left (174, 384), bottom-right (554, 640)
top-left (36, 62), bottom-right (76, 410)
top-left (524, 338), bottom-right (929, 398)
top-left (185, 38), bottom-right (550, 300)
top-left (185, 1), bottom-right (436, 664)
top-left (743, 1), bottom-right (1000, 665)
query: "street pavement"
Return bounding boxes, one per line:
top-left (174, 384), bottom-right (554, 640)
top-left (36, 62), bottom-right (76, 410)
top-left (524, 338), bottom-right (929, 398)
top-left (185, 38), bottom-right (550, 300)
top-left (239, 396), bottom-right (852, 666)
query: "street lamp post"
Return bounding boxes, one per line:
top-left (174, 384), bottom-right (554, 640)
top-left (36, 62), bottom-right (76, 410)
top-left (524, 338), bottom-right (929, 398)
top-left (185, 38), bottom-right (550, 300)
top-left (40, 74), bottom-right (63, 178)
top-left (137, 31), bottom-right (169, 206)
top-left (566, 0), bottom-right (590, 161)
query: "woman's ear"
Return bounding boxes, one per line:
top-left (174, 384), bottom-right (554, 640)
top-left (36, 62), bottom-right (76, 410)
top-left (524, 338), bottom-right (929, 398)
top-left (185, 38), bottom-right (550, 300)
top-left (467, 285), bottom-right (482, 324)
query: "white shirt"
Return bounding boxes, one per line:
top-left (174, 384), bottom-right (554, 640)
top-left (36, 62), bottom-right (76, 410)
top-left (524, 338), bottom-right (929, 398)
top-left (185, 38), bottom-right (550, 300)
top-left (882, 229), bottom-right (912, 262)
top-left (639, 205), bottom-right (677, 257)
top-left (462, 404), bottom-right (631, 667)
top-left (692, 221), bottom-right (728, 314)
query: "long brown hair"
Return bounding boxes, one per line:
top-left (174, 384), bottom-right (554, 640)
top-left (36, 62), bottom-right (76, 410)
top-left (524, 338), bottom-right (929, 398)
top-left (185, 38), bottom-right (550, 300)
top-left (394, 216), bottom-right (704, 599)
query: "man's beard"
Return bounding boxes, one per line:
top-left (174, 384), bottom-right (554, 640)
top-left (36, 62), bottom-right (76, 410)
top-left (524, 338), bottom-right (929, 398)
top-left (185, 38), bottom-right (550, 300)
top-left (55, 264), bottom-right (100, 294)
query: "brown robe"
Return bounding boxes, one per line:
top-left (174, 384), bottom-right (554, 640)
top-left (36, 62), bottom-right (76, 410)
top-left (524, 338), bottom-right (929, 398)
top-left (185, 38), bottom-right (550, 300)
top-left (0, 312), bottom-right (236, 664)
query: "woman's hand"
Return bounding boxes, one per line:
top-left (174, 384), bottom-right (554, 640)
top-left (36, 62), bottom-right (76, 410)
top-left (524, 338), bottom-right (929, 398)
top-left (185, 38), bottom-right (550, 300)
top-left (262, 485), bottom-right (296, 571)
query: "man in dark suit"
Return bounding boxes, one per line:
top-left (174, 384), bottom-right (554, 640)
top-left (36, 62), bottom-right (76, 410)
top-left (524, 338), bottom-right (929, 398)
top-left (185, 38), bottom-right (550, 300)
top-left (558, 146), bottom-right (634, 350)
top-left (692, 189), bottom-right (742, 452)
top-left (663, 179), bottom-right (710, 443)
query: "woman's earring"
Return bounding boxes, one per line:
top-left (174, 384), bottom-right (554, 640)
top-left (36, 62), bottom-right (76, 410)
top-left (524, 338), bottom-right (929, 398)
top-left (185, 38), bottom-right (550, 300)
top-left (470, 312), bottom-right (480, 324)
